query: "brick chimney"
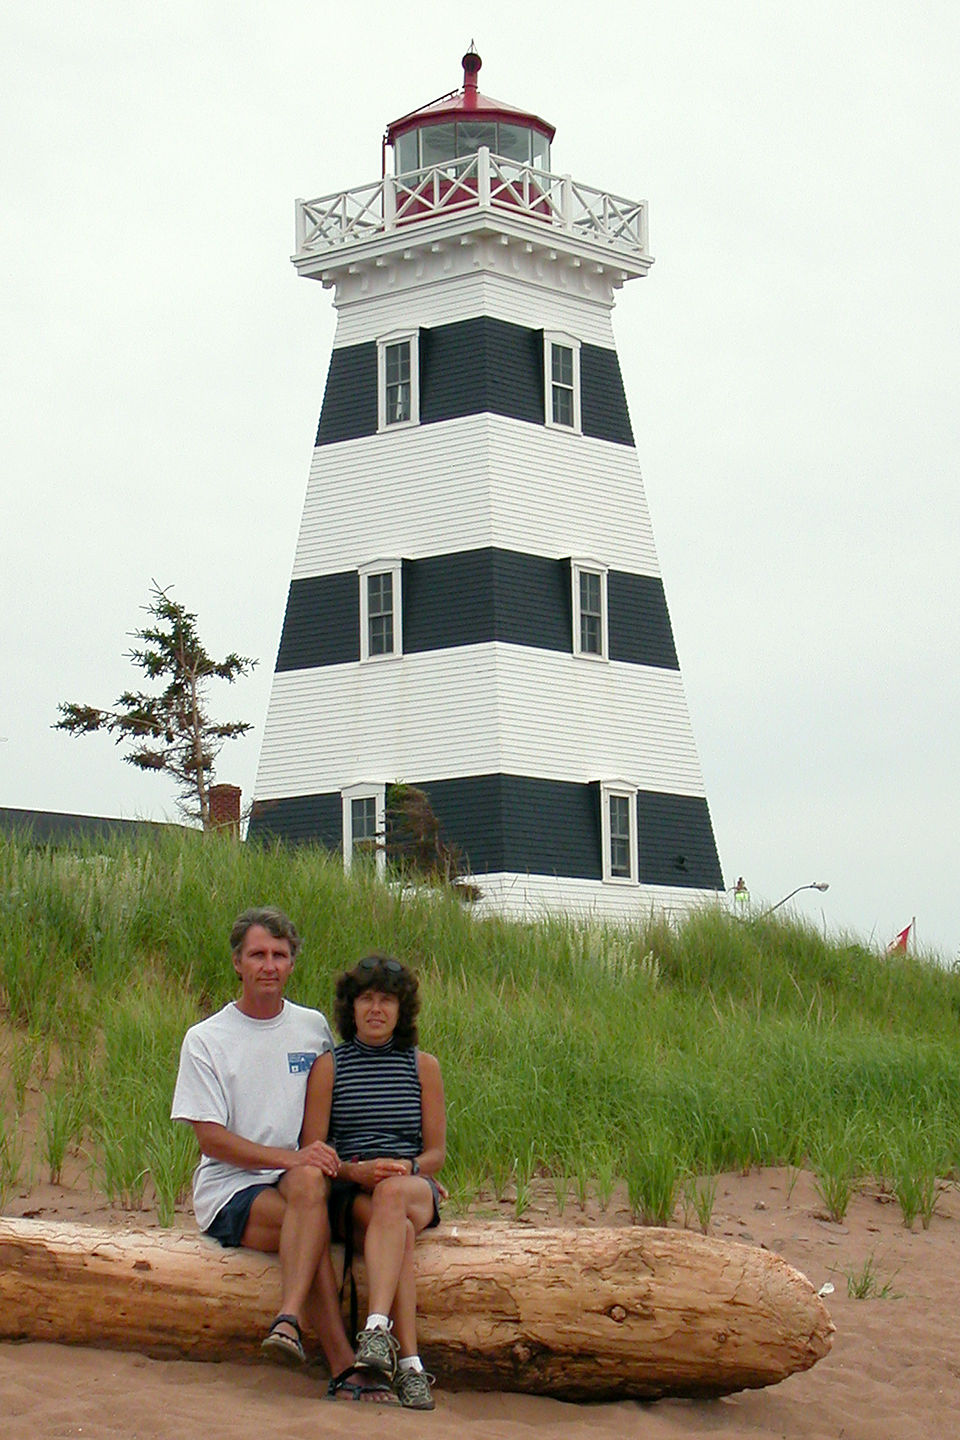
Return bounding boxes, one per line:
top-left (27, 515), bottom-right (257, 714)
top-left (208, 784), bottom-right (242, 835)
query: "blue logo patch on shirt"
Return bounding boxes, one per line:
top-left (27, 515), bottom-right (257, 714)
top-left (288, 1051), bottom-right (317, 1075)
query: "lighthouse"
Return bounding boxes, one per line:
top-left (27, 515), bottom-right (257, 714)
top-left (249, 49), bottom-right (724, 918)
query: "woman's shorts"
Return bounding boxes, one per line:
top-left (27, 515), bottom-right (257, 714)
top-left (205, 1180), bottom-right (278, 1248)
top-left (328, 1174), bottom-right (442, 1240)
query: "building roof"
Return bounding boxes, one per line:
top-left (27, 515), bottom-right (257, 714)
top-left (385, 48), bottom-right (555, 145)
top-left (0, 806), bottom-right (183, 846)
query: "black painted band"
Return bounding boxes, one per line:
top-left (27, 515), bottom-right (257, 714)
top-left (275, 548), bottom-right (678, 672)
top-left (249, 775), bottom-right (722, 891)
top-left (315, 317), bottom-right (634, 447)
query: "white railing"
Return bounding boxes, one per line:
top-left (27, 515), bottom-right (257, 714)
top-left (296, 148), bottom-right (648, 259)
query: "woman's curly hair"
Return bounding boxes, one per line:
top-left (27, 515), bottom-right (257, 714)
top-left (333, 953), bottom-right (420, 1048)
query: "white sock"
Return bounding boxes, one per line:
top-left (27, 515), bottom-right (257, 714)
top-left (398, 1355), bottom-right (424, 1373)
top-left (364, 1313), bottom-right (391, 1331)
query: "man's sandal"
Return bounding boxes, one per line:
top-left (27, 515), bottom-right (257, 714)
top-left (260, 1313), bottom-right (306, 1367)
top-left (326, 1368), bottom-right (400, 1404)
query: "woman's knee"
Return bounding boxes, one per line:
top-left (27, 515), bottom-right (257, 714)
top-left (370, 1176), bottom-right (409, 1217)
top-left (281, 1166), bottom-right (329, 1209)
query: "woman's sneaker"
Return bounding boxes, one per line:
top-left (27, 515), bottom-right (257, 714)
top-left (354, 1325), bottom-right (400, 1380)
top-left (396, 1368), bottom-right (436, 1410)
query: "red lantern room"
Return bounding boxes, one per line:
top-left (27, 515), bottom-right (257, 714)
top-left (384, 47), bottom-right (555, 177)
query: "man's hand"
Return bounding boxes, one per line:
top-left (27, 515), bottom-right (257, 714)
top-left (293, 1139), bottom-right (340, 1177)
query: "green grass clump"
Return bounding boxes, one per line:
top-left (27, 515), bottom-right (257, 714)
top-left (0, 827), bottom-right (958, 1218)
top-left (626, 1129), bottom-right (680, 1225)
top-left (0, 1108), bottom-right (25, 1205)
top-left (845, 1254), bottom-right (901, 1300)
top-left (41, 1083), bottom-right (86, 1185)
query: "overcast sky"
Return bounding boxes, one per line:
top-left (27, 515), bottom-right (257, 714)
top-left (4, 2), bottom-right (958, 959)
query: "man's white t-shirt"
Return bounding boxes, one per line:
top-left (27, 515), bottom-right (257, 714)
top-left (171, 999), bottom-right (334, 1231)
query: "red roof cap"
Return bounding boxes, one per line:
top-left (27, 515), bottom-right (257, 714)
top-left (386, 48), bottom-right (555, 145)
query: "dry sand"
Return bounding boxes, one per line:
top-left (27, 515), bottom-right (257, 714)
top-left (2, 1160), bottom-right (959, 1440)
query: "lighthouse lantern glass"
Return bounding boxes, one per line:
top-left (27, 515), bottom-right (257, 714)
top-left (497, 123), bottom-right (532, 163)
top-left (419, 124), bottom-right (456, 170)
top-left (395, 130), bottom-right (418, 176)
top-left (457, 121), bottom-right (498, 156)
top-left (394, 122), bottom-right (551, 176)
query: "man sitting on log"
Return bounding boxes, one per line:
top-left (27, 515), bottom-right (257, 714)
top-left (171, 906), bottom-right (393, 1402)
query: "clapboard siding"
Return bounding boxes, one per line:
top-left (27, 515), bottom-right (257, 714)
top-left (470, 874), bottom-right (722, 921)
top-left (277, 551), bottom-right (676, 670)
top-left (292, 417), bottom-right (660, 579)
top-left (247, 792), bottom-right (341, 847)
top-left (403, 549), bottom-right (570, 654)
top-left (314, 343), bottom-right (378, 445)
top-left (423, 774), bottom-right (602, 878)
top-left (276, 571), bottom-right (360, 670)
top-left (247, 777), bottom-right (723, 891)
top-left (316, 320), bottom-right (632, 447)
top-left (637, 792), bottom-right (723, 889)
top-left (580, 346), bottom-right (634, 447)
top-left (255, 645), bottom-right (706, 798)
top-left (333, 272), bottom-right (617, 349)
top-left (419, 318), bottom-right (544, 427)
top-left (608, 572), bottom-right (679, 669)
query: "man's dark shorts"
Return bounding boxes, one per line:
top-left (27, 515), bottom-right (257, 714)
top-left (206, 1181), bottom-right (279, 1248)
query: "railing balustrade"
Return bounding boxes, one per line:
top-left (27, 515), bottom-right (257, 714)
top-left (296, 149), bottom-right (648, 259)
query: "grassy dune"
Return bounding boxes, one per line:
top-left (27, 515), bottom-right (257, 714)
top-left (1, 829), bottom-right (958, 1228)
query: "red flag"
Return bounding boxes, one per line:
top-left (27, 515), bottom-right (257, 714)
top-left (886, 924), bottom-right (911, 954)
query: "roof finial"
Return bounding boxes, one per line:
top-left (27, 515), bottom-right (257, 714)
top-left (462, 43), bottom-right (482, 105)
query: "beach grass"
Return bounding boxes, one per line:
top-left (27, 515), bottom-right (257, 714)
top-left (1, 827), bottom-right (958, 1224)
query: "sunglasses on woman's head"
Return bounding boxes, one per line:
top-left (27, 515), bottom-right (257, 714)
top-left (355, 956), bottom-right (403, 976)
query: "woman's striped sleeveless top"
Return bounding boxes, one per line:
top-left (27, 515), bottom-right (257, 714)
top-left (329, 1037), bottom-right (422, 1160)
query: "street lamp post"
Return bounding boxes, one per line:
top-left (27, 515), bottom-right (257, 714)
top-left (759, 882), bottom-right (830, 918)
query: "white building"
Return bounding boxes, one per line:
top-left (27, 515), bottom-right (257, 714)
top-left (250, 49), bottom-right (723, 919)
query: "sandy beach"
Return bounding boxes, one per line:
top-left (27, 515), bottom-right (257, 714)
top-left (2, 1162), bottom-right (959, 1440)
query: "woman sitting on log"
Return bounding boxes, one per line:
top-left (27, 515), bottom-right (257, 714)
top-left (303, 953), bottom-right (446, 1409)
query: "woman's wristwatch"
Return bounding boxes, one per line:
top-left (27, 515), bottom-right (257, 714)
top-left (410, 1159), bottom-right (420, 1175)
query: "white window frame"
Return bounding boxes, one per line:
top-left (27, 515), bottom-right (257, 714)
top-left (544, 331), bottom-right (581, 433)
top-left (600, 781), bottom-right (639, 885)
top-left (377, 332), bottom-right (420, 431)
top-left (341, 783), bottom-right (386, 875)
top-left (359, 559), bottom-right (403, 663)
top-left (571, 558), bottom-right (609, 661)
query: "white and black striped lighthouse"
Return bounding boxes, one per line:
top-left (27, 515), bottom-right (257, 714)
top-left (250, 49), bottom-right (724, 918)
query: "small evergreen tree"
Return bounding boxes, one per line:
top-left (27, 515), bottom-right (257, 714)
top-left (384, 782), bottom-right (480, 900)
top-left (55, 583), bottom-right (256, 828)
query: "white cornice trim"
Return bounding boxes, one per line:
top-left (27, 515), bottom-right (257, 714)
top-left (293, 213), bottom-right (652, 303)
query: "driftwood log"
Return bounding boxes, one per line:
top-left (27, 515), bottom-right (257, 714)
top-left (0, 1217), bottom-right (833, 1400)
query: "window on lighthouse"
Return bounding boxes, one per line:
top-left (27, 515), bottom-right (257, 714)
top-left (571, 560), bottom-right (608, 660)
top-left (600, 783), bottom-right (639, 885)
top-left (544, 333), bottom-right (581, 432)
top-left (378, 334), bottom-right (420, 430)
top-left (341, 784), bottom-right (386, 875)
top-left (368, 573), bottom-right (394, 654)
top-left (579, 572), bottom-right (603, 654)
top-left (359, 560), bottom-right (403, 662)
